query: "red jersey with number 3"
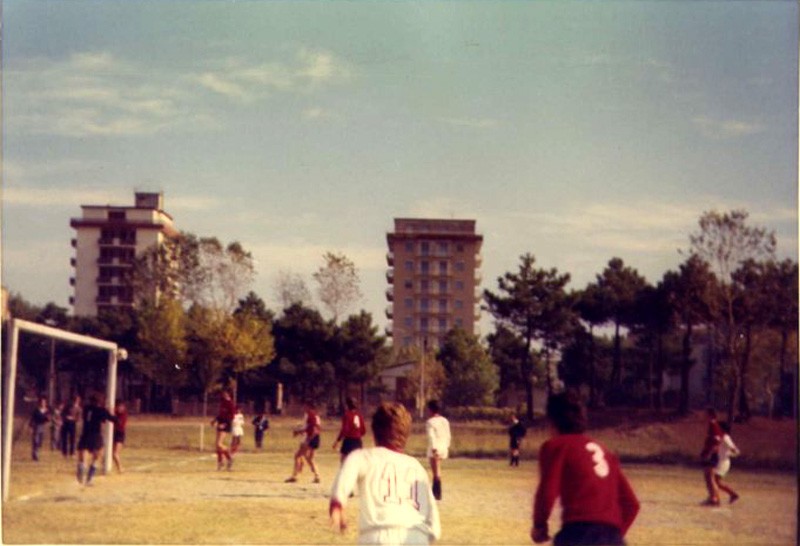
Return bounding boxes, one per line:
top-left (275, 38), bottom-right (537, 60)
top-left (533, 434), bottom-right (639, 536)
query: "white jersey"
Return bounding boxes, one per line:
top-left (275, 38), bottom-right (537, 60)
top-left (231, 412), bottom-right (245, 437)
top-left (714, 433), bottom-right (740, 477)
top-left (330, 447), bottom-right (441, 544)
top-left (425, 415), bottom-right (451, 459)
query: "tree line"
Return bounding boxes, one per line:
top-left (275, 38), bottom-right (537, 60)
top-left (4, 209), bottom-right (797, 424)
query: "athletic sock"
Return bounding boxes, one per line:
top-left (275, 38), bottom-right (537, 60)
top-left (87, 465), bottom-right (97, 484)
top-left (432, 478), bottom-right (442, 500)
top-left (77, 462), bottom-right (85, 483)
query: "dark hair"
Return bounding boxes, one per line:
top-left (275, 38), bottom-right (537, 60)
top-left (706, 407), bottom-right (717, 419)
top-left (427, 400), bottom-right (440, 414)
top-left (719, 421), bottom-right (731, 434)
top-left (345, 397), bottom-right (358, 411)
top-left (372, 402), bottom-right (412, 451)
top-left (546, 390), bottom-right (587, 434)
top-left (304, 399), bottom-right (316, 410)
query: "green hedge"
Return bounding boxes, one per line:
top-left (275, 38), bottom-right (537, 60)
top-left (445, 406), bottom-right (519, 422)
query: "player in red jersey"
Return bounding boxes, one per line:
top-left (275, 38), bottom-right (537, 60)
top-left (699, 407), bottom-right (724, 505)
top-left (112, 400), bottom-right (128, 473)
top-left (210, 389), bottom-right (235, 471)
top-left (332, 396), bottom-right (367, 463)
top-left (286, 400), bottom-right (322, 483)
top-left (532, 390), bottom-right (639, 546)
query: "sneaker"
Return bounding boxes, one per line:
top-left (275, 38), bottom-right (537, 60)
top-left (700, 498), bottom-right (720, 507)
top-left (284, 477), bottom-right (297, 483)
top-left (313, 476), bottom-right (321, 484)
top-left (730, 494), bottom-right (740, 504)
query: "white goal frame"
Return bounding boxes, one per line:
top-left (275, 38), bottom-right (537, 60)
top-left (3, 318), bottom-right (120, 501)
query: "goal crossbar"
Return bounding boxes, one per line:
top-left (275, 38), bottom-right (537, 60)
top-left (3, 318), bottom-right (120, 501)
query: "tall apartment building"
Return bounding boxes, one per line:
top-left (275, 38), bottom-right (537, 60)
top-left (70, 192), bottom-right (177, 316)
top-left (385, 218), bottom-right (483, 350)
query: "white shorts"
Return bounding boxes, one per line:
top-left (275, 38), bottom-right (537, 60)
top-left (427, 447), bottom-right (448, 460)
top-left (359, 527), bottom-right (430, 545)
top-left (714, 459), bottom-right (731, 477)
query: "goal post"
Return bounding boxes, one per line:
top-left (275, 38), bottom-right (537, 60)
top-left (3, 318), bottom-right (120, 502)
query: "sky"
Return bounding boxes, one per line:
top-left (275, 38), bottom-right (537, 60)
top-left (2, 0), bottom-right (797, 336)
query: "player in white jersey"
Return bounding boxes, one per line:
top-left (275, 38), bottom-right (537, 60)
top-left (425, 400), bottom-right (451, 501)
top-left (330, 402), bottom-right (441, 545)
top-left (713, 421), bottom-right (741, 503)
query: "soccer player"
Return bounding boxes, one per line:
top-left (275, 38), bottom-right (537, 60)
top-left (76, 394), bottom-right (117, 485)
top-left (285, 400), bottom-right (322, 483)
top-left (532, 390), bottom-right (639, 546)
top-left (329, 401), bottom-right (441, 545)
top-left (425, 400), bottom-right (451, 501)
top-left (61, 395), bottom-right (82, 458)
top-left (508, 413), bottom-right (527, 467)
top-left (210, 389), bottom-right (235, 471)
top-left (713, 421), bottom-right (741, 504)
top-left (231, 407), bottom-right (245, 455)
top-left (29, 396), bottom-right (50, 461)
top-left (112, 400), bottom-right (128, 473)
top-left (333, 396), bottom-right (367, 463)
top-left (699, 407), bottom-right (724, 506)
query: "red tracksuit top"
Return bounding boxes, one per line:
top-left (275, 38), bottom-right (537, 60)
top-left (339, 409), bottom-right (367, 440)
top-left (533, 434), bottom-right (640, 536)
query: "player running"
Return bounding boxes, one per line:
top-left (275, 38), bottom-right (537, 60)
top-left (333, 396), bottom-right (367, 463)
top-left (713, 421), bottom-right (741, 504)
top-left (329, 401), bottom-right (441, 545)
top-left (112, 400), bottom-right (128, 473)
top-left (532, 390), bottom-right (639, 546)
top-left (425, 400), bottom-right (451, 501)
top-left (285, 400), bottom-right (322, 483)
top-left (210, 389), bottom-right (235, 471)
top-left (231, 407), bottom-right (245, 455)
top-left (76, 394), bottom-right (117, 486)
top-left (699, 407), bottom-right (724, 505)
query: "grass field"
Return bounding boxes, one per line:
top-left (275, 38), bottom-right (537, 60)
top-left (2, 414), bottom-right (797, 545)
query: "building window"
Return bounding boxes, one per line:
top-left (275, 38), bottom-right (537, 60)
top-left (405, 260), bottom-right (414, 271)
top-left (455, 318), bottom-right (463, 328)
top-left (439, 280), bottom-right (448, 293)
top-left (404, 280), bottom-right (413, 289)
top-left (420, 261), bottom-right (430, 274)
top-left (456, 244), bottom-right (464, 252)
top-left (404, 317), bottom-right (413, 328)
top-left (420, 279), bottom-right (429, 293)
top-left (439, 261), bottom-right (448, 274)
top-left (421, 298), bottom-right (430, 311)
top-left (405, 242), bottom-right (414, 252)
top-left (439, 299), bottom-right (447, 312)
top-left (455, 280), bottom-right (465, 290)
top-left (404, 298), bottom-right (413, 309)
top-left (438, 242), bottom-right (449, 254)
top-left (455, 261), bottom-right (466, 272)
top-left (439, 318), bottom-right (447, 331)
top-left (420, 318), bottom-right (429, 331)
top-left (403, 336), bottom-right (413, 347)
top-left (421, 241), bottom-right (430, 255)
top-left (109, 211), bottom-right (126, 221)
top-left (455, 300), bottom-right (464, 309)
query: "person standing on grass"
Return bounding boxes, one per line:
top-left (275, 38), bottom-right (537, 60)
top-left (425, 400), bottom-right (451, 501)
top-left (61, 395), bottom-right (82, 458)
top-left (532, 390), bottom-right (639, 546)
top-left (252, 410), bottom-right (270, 449)
top-left (76, 394), bottom-right (116, 485)
top-left (333, 396), bottom-right (367, 464)
top-left (508, 413), bottom-right (527, 467)
top-left (329, 401), bottom-right (441, 545)
top-left (50, 401), bottom-right (63, 451)
top-left (285, 400), bottom-right (322, 484)
top-left (112, 400), bottom-right (128, 473)
top-left (29, 396), bottom-right (50, 461)
top-left (231, 407), bottom-right (245, 455)
top-left (699, 407), bottom-right (724, 506)
top-left (210, 389), bottom-right (235, 471)
top-left (713, 421), bottom-right (741, 504)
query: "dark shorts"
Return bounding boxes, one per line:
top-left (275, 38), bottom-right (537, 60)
top-left (113, 430), bottom-right (126, 444)
top-left (217, 420), bottom-right (232, 433)
top-left (77, 433), bottom-right (104, 452)
top-left (307, 435), bottom-right (320, 450)
top-left (554, 522), bottom-right (624, 546)
top-left (510, 438), bottom-right (522, 450)
top-left (702, 453), bottom-right (719, 468)
top-left (340, 437), bottom-right (363, 456)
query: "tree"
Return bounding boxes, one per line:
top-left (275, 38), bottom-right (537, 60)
top-left (762, 259), bottom-right (799, 417)
top-left (595, 258), bottom-right (647, 395)
top-left (661, 255), bottom-right (716, 415)
top-left (631, 281), bottom-right (676, 411)
top-left (437, 328), bottom-right (499, 406)
top-left (689, 209), bottom-right (776, 423)
top-left (332, 311), bottom-right (386, 409)
top-left (484, 253), bottom-right (572, 421)
top-left (135, 297), bottom-right (189, 394)
top-left (273, 270), bottom-right (312, 310)
top-left (313, 252), bottom-right (362, 322)
top-left (573, 283), bottom-right (609, 407)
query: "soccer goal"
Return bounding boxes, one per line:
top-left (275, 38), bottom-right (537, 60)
top-left (3, 318), bottom-right (122, 501)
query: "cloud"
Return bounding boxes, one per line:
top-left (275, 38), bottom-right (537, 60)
top-left (302, 107), bottom-right (340, 121)
top-left (406, 196), bottom-right (480, 219)
top-left (3, 186), bottom-right (131, 208)
top-left (692, 116), bottom-right (765, 139)
top-left (438, 117), bottom-right (499, 129)
top-left (248, 241), bottom-right (387, 277)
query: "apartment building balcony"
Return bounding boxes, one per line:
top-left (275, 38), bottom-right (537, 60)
top-left (385, 287), bottom-right (394, 301)
top-left (99, 237), bottom-right (136, 247)
top-left (68, 296), bottom-right (75, 306)
top-left (69, 277), bottom-right (75, 286)
top-left (474, 271), bottom-right (483, 283)
top-left (386, 268), bottom-right (394, 283)
top-left (70, 257), bottom-right (76, 267)
top-left (97, 257), bottom-right (134, 266)
top-left (385, 324), bottom-right (393, 337)
top-left (386, 252), bottom-right (394, 266)
top-left (385, 305), bottom-right (393, 319)
top-left (475, 253), bottom-right (483, 266)
top-left (71, 238), bottom-right (77, 248)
